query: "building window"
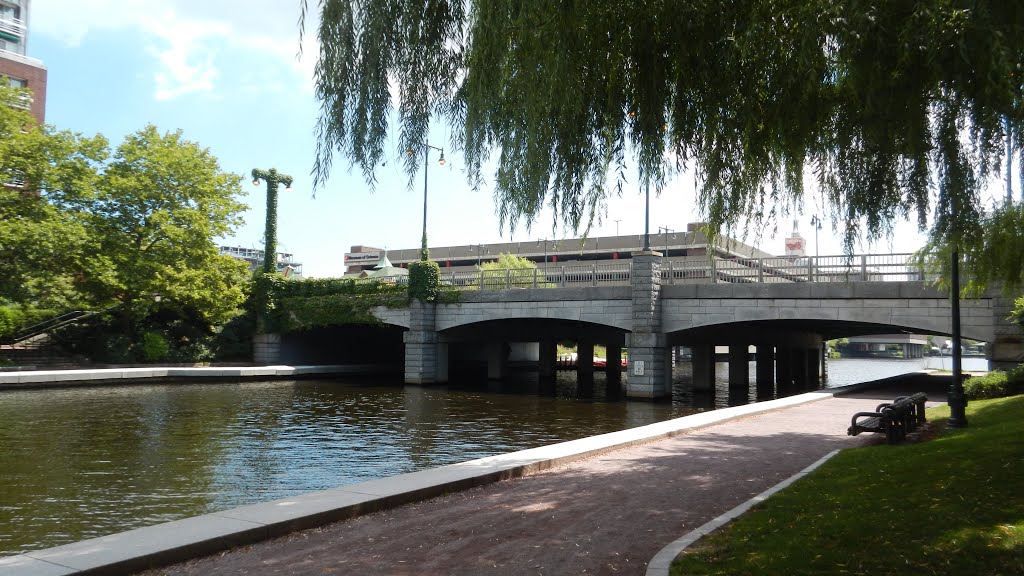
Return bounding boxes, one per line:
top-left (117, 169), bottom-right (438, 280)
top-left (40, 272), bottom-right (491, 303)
top-left (6, 76), bottom-right (26, 88)
top-left (0, 2), bottom-right (22, 21)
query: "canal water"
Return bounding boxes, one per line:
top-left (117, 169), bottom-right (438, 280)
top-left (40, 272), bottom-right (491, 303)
top-left (0, 356), bottom-right (988, 555)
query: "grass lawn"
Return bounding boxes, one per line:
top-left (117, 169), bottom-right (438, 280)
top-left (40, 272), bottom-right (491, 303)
top-left (671, 395), bottom-right (1024, 575)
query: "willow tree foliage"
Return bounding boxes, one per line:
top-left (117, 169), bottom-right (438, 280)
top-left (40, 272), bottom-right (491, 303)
top-left (303, 1), bottom-right (1022, 255)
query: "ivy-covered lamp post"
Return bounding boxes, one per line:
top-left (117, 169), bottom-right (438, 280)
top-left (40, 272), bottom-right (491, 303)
top-left (252, 168), bottom-right (293, 274)
top-left (407, 141), bottom-right (445, 261)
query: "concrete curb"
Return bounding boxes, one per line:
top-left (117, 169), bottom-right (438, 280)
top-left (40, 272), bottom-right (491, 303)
top-left (644, 449), bottom-right (842, 576)
top-left (0, 365), bottom-right (397, 390)
top-left (0, 387), bottom-right (855, 576)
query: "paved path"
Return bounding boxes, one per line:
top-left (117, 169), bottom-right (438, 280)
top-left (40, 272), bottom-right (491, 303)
top-left (145, 383), bottom-right (941, 576)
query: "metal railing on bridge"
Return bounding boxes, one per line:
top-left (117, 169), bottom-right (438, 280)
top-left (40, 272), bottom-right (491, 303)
top-left (664, 253), bottom-right (923, 285)
top-left (355, 253), bottom-right (921, 291)
top-left (445, 262), bottom-right (633, 290)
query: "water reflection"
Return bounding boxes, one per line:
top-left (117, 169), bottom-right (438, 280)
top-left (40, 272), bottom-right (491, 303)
top-left (0, 375), bottom-right (694, 555)
top-left (0, 355), bottom-right (969, 555)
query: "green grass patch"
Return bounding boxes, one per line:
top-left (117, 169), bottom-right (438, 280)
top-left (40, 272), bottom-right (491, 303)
top-left (671, 396), bottom-right (1024, 575)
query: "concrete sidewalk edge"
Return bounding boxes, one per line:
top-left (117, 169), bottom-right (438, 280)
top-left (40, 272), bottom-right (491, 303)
top-left (645, 449), bottom-right (842, 576)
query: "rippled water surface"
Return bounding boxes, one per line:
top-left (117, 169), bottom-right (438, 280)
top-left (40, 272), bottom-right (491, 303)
top-left (0, 356), bottom-right (987, 555)
top-left (0, 376), bottom-right (693, 555)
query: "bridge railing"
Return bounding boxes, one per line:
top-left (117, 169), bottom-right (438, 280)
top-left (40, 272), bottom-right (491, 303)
top-left (422, 253), bottom-right (921, 291)
top-left (445, 262), bottom-right (633, 290)
top-left (663, 253), bottom-right (920, 284)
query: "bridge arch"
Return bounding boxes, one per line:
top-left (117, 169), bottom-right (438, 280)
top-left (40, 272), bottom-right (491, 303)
top-left (370, 306), bottom-right (410, 329)
top-left (662, 294), bottom-right (995, 343)
top-left (435, 295), bottom-right (632, 333)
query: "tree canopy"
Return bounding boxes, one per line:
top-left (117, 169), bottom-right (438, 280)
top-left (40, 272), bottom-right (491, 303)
top-left (0, 87), bottom-right (108, 311)
top-left (1, 85), bottom-right (251, 348)
top-left (303, 0), bottom-right (1022, 257)
top-left (88, 125), bottom-right (249, 326)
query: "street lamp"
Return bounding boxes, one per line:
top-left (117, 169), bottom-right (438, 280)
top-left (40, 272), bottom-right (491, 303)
top-left (643, 179), bottom-right (651, 251)
top-left (251, 168), bottom-right (292, 274)
top-left (407, 140), bottom-right (446, 261)
top-left (1007, 115), bottom-right (1014, 203)
top-left (948, 201), bottom-right (968, 428)
top-left (537, 238), bottom-right (549, 268)
top-left (658, 226), bottom-right (674, 257)
top-left (810, 215), bottom-right (823, 258)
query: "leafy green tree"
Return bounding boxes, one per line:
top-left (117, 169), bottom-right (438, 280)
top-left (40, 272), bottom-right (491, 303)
top-left (302, 1), bottom-right (1022, 273)
top-left (478, 253), bottom-right (537, 271)
top-left (477, 252), bottom-right (555, 288)
top-left (86, 125), bottom-right (250, 330)
top-left (0, 85), bottom-right (108, 313)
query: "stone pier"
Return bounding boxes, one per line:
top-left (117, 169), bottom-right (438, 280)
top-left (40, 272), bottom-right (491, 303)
top-left (626, 251), bottom-right (670, 399)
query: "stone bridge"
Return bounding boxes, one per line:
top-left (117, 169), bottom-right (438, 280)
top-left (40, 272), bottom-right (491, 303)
top-left (255, 251), bottom-right (1022, 400)
top-left (367, 252), bottom-right (1021, 400)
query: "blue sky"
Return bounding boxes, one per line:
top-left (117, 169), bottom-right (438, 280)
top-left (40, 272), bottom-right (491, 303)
top-left (27, 0), bottom-right (943, 277)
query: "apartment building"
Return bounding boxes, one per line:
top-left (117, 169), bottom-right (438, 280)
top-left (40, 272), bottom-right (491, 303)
top-left (0, 0), bottom-right (46, 123)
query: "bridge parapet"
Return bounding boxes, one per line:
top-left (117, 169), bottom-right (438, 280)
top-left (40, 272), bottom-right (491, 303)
top-left (363, 253), bottom-right (921, 290)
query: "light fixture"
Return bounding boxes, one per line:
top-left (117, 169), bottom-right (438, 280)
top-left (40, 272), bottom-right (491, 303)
top-left (438, 151), bottom-right (446, 166)
top-left (252, 178), bottom-right (260, 186)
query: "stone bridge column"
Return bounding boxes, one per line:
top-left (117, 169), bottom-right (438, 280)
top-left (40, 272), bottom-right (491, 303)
top-left (253, 333), bottom-right (281, 364)
top-left (691, 345), bottom-right (715, 392)
top-left (627, 251), bottom-right (670, 399)
top-left (405, 299), bottom-right (443, 384)
top-left (755, 346), bottom-right (774, 399)
top-left (577, 339), bottom-right (595, 397)
top-left (605, 335), bottom-right (623, 397)
top-left (728, 345), bottom-right (749, 390)
top-left (991, 295), bottom-right (1024, 370)
top-left (539, 339), bottom-right (557, 387)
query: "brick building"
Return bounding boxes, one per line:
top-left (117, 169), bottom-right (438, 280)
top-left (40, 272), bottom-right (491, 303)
top-left (1, 0), bottom-right (46, 123)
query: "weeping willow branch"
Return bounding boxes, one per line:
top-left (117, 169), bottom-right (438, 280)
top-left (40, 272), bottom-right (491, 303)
top-left (302, 0), bottom-right (1024, 270)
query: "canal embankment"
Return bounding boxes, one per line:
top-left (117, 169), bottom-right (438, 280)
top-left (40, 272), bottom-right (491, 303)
top-left (0, 364), bottom-right (399, 390)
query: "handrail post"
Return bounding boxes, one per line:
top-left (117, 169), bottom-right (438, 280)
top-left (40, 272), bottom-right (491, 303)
top-left (860, 255), bottom-right (868, 281)
top-left (709, 256), bottom-right (717, 283)
top-left (533, 267), bottom-right (538, 288)
top-left (667, 259), bottom-right (674, 285)
top-left (506, 268), bottom-right (511, 289)
top-left (808, 257), bottom-right (814, 282)
top-left (479, 270), bottom-right (484, 290)
top-left (592, 263), bottom-right (598, 286)
top-left (757, 258), bottom-right (764, 282)
top-left (561, 266), bottom-right (566, 287)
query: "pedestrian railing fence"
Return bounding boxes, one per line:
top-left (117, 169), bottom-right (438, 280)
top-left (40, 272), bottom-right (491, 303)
top-left (358, 254), bottom-right (922, 291)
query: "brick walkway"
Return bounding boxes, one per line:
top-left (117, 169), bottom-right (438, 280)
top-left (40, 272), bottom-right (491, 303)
top-left (146, 383), bottom-right (941, 576)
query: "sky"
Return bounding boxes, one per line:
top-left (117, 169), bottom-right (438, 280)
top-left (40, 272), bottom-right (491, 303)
top-left (25, 0), bottom-right (981, 278)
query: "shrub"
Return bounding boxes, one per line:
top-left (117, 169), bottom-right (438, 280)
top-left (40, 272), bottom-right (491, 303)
top-left (141, 331), bottom-right (170, 362)
top-left (254, 273), bottom-right (409, 333)
top-left (409, 260), bottom-right (441, 302)
top-left (213, 309), bottom-right (255, 361)
top-left (963, 371), bottom-right (1010, 400)
top-left (0, 306), bottom-right (23, 340)
top-left (102, 334), bottom-right (138, 364)
top-left (1007, 363), bottom-right (1024, 395)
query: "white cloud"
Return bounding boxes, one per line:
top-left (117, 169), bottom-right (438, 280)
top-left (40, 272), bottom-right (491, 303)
top-left (32, 0), bottom-right (317, 100)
